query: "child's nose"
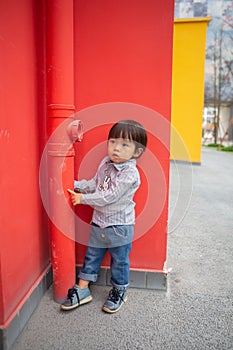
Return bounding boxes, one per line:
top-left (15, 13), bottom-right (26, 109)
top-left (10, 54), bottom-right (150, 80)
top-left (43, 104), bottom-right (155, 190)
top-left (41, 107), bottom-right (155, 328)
top-left (114, 142), bottom-right (121, 150)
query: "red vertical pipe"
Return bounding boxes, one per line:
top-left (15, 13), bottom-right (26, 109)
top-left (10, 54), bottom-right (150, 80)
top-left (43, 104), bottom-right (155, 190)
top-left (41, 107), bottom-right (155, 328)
top-left (46, 0), bottom-right (76, 302)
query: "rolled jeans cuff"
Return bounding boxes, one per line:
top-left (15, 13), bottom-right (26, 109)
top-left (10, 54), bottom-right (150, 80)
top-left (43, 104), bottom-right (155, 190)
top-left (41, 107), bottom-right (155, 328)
top-left (111, 278), bottom-right (129, 291)
top-left (78, 271), bottom-right (98, 283)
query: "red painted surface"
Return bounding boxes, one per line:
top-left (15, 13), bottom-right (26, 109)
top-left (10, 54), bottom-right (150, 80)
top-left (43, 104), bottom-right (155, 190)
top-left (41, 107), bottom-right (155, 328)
top-left (46, 0), bottom-right (76, 302)
top-left (0, 0), bottom-right (49, 325)
top-left (0, 0), bottom-right (174, 329)
top-left (74, 0), bottom-right (174, 271)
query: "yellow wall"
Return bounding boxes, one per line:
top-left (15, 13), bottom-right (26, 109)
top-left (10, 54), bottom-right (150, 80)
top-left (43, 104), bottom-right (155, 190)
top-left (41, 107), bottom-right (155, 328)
top-left (171, 18), bottom-right (211, 163)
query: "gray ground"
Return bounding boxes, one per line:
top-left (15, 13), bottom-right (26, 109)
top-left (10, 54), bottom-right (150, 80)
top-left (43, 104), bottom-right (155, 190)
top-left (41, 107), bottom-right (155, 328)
top-left (12, 147), bottom-right (233, 350)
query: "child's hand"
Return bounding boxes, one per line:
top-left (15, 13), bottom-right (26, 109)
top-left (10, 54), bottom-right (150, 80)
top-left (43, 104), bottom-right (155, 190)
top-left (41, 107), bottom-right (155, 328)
top-left (67, 189), bottom-right (82, 206)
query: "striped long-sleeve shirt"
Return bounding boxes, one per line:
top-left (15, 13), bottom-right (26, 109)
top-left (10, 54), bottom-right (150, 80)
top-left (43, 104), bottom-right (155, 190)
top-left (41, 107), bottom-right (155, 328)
top-left (74, 156), bottom-right (140, 228)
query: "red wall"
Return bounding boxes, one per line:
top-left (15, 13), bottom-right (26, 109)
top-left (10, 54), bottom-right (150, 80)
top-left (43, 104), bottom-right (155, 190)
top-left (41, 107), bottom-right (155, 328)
top-left (74, 0), bottom-right (174, 270)
top-left (0, 0), bottom-right (174, 327)
top-left (0, 0), bottom-right (50, 325)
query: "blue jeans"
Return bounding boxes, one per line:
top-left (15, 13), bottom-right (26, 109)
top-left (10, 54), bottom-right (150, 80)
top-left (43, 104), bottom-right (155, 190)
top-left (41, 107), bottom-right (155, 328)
top-left (78, 224), bottom-right (134, 290)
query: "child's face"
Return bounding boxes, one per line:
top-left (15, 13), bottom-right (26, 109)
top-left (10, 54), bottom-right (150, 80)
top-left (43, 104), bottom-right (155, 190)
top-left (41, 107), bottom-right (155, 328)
top-left (108, 137), bottom-right (140, 163)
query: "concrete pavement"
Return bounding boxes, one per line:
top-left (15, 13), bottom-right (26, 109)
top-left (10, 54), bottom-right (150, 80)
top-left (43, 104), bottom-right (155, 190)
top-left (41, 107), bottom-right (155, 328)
top-left (12, 147), bottom-right (233, 350)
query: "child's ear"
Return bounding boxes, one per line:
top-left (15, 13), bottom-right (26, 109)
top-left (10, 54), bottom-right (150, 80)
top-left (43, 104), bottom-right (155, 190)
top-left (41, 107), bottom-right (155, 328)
top-left (134, 147), bottom-right (144, 158)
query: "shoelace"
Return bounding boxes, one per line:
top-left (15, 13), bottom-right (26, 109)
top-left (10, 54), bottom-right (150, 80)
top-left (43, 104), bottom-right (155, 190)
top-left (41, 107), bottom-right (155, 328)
top-left (108, 288), bottom-right (124, 304)
top-left (67, 287), bottom-right (80, 304)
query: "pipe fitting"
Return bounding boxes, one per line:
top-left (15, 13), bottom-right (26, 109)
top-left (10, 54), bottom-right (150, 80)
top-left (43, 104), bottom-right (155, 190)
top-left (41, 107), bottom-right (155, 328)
top-left (67, 120), bottom-right (83, 142)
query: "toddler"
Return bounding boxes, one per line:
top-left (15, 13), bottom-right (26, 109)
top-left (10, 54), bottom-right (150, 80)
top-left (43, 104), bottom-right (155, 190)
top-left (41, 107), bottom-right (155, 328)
top-left (61, 119), bottom-right (147, 313)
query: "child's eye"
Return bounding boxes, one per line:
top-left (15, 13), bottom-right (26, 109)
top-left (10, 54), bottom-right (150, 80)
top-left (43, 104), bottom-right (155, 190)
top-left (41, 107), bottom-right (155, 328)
top-left (110, 139), bottom-right (115, 144)
top-left (122, 143), bottom-right (129, 147)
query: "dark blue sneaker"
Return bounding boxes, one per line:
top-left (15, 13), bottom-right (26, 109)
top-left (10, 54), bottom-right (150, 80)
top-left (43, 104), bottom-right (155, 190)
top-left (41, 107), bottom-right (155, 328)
top-left (60, 285), bottom-right (92, 311)
top-left (102, 287), bottom-right (127, 313)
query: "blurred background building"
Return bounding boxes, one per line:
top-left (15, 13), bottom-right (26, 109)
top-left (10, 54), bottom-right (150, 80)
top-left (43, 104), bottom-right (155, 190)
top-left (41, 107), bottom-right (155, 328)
top-left (175, 0), bottom-right (233, 144)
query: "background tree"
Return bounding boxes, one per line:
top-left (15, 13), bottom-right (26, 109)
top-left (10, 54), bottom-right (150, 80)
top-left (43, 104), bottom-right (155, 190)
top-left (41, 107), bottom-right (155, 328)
top-left (207, 18), bottom-right (233, 144)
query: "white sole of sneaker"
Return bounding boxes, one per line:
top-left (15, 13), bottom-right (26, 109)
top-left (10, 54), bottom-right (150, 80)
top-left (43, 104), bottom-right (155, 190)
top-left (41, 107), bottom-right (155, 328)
top-left (102, 296), bottom-right (127, 314)
top-left (60, 295), bottom-right (93, 311)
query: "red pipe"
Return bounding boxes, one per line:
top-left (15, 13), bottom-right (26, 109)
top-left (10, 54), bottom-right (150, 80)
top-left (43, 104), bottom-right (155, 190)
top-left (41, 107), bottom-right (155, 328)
top-left (46, 0), bottom-right (76, 302)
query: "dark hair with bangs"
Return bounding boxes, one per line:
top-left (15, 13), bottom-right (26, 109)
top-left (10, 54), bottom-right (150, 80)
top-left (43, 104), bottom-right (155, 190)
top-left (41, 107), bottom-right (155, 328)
top-left (108, 120), bottom-right (147, 155)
